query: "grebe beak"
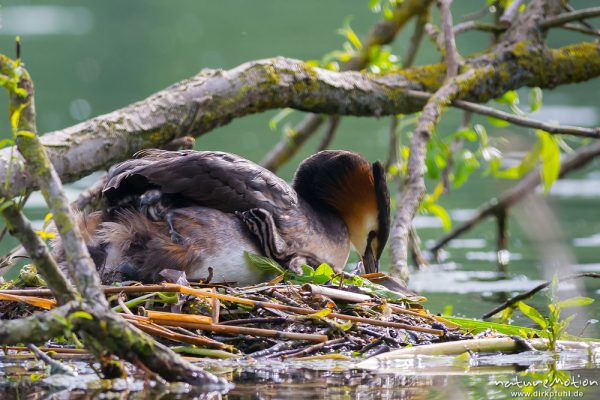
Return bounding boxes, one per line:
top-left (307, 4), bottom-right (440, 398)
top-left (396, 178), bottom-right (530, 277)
top-left (360, 245), bottom-right (378, 274)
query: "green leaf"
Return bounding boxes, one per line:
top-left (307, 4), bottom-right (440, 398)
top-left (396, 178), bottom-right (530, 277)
top-left (497, 90), bottom-right (519, 107)
top-left (314, 263), bottom-right (335, 277)
top-left (490, 142), bottom-right (541, 179)
top-left (312, 263), bottom-right (336, 284)
top-left (556, 296), bottom-right (595, 309)
top-left (308, 308), bottom-right (332, 318)
top-left (0, 198), bottom-right (15, 213)
top-left (529, 87), bottom-right (543, 113)
top-left (10, 103), bottom-right (27, 131)
top-left (425, 153), bottom-right (439, 179)
top-left (487, 116), bottom-right (510, 128)
top-left (16, 130), bottom-right (37, 139)
top-left (337, 17), bottom-right (362, 50)
top-left (69, 311), bottom-right (94, 321)
top-left (0, 138), bottom-right (14, 149)
top-left (268, 108), bottom-right (293, 131)
top-left (453, 150), bottom-right (480, 188)
top-left (444, 316), bottom-right (546, 337)
top-left (517, 301), bottom-right (547, 329)
top-left (422, 202), bottom-right (452, 231)
top-left (171, 346), bottom-right (239, 359)
top-left (450, 128), bottom-right (478, 142)
top-left (537, 130), bottom-right (560, 192)
top-left (442, 304), bottom-right (453, 316)
top-left (301, 264), bottom-right (315, 276)
top-left (474, 124), bottom-right (489, 147)
top-left (383, 6), bottom-right (394, 20)
top-left (368, 0), bottom-right (381, 12)
top-left (244, 252), bottom-right (285, 275)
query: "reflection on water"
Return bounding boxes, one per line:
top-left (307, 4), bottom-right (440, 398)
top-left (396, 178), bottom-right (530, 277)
top-left (573, 234), bottom-right (600, 247)
top-left (547, 179), bottom-right (600, 199)
top-left (409, 266), bottom-right (553, 294)
top-left (2, 349), bottom-right (599, 399)
top-left (532, 105), bottom-right (598, 127)
top-left (0, 6), bottom-right (94, 35)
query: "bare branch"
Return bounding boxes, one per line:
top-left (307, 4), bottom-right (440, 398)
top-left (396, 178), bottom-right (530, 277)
top-left (541, 6), bottom-right (600, 29)
top-left (430, 139), bottom-right (600, 254)
top-left (461, 1), bottom-right (498, 23)
top-left (406, 90), bottom-right (600, 138)
top-left (425, 23), bottom-right (444, 54)
top-left (259, 114), bottom-right (324, 170)
top-left (389, 66), bottom-right (493, 280)
top-left (562, 2), bottom-right (597, 30)
top-left (438, 0), bottom-right (460, 78)
top-left (453, 21), bottom-right (506, 35)
top-left (482, 273), bottom-right (600, 320)
top-left (316, 116), bottom-right (340, 152)
top-left (558, 23), bottom-right (600, 37)
top-left (500, 0), bottom-right (525, 25)
top-left (403, 8), bottom-right (429, 67)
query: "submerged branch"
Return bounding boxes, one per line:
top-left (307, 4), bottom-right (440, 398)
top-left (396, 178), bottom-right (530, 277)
top-left (482, 273), bottom-right (600, 320)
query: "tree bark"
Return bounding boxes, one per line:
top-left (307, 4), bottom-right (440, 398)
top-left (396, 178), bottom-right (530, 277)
top-left (0, 40), bottom-right (598, 199)
top-left (0, 53), bottom-right (225, 388)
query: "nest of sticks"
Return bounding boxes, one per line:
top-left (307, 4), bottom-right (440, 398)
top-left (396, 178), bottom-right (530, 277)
top-left (0, 268), bottom-right (472, 362)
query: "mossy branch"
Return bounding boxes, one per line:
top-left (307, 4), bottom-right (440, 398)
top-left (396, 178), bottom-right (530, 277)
top-left (389, 66), bottom-right (494, 279)
top-left (0, 302), bottom-right (78, 345)
top-left (0, 54), bottom-right (225, 387)
top-left (1, 206), bottom-right (77, 304)
top-left (0, 38), bottom-right (598, 198)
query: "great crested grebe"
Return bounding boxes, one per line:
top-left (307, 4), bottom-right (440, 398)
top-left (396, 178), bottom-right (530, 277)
top-left (56, 149), bottom-right (391, 285)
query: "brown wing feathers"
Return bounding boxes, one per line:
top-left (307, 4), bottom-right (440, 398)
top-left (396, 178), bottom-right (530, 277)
top-left (103, 150), bottom-right (297, 215)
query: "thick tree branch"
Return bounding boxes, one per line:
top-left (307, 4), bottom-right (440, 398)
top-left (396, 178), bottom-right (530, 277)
top-left (0, 39), bottom-right (598, 199)
top-left (0, 54), bottom-right (224, 387)
top-left (0, 302), bottom-right (78, 345)
top-left (389, 65), bottom-right (493, 280)
top-left (430, 139), bottom-right (600, 254)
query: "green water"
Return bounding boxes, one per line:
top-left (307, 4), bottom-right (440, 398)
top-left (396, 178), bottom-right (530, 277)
top-left (1, 1), bottom-right (600, 398)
